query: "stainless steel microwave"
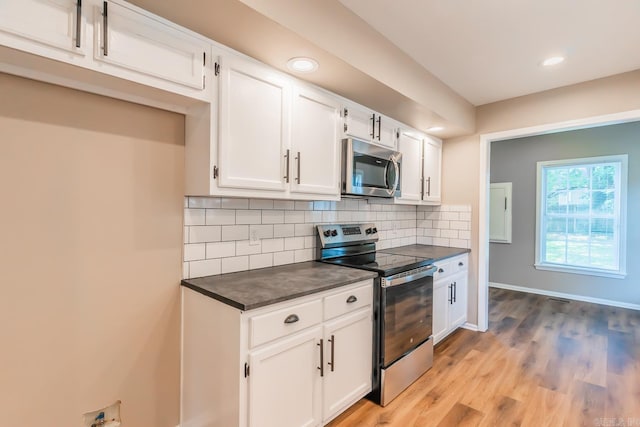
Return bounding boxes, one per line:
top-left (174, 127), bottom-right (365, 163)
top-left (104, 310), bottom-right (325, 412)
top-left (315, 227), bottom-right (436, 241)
top-left (341, 138), bottom-right (402, 198)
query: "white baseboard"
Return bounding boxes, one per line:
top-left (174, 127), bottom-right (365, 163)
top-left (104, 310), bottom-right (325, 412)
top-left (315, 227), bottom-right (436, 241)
top-left (461, 322), bottom-right (480, 332)
top-left (489, 282), bottom-right (640, 311)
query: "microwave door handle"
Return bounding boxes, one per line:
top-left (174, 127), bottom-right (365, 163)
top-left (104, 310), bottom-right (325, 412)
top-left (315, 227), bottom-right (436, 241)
top-left (389, 157), bottom-right (400, 196)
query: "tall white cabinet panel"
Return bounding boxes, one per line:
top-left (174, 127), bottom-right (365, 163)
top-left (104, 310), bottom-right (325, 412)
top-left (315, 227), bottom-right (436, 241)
top-left (322, 308), bottom-right (372, 423)
top-left (291, 86), bottom-right (341, 196)
top-left (248, 327), bottom-right (323, 427)
top-left (218, 55), bottom-right (290, 192)
top-left (0, 0), bottom-right (85, 56)
top-left (422, 136), bottom-right (442, 204)
top-left (397, 131), bottom-right (423, 202)
top-left (93, 1), bottom-right (208, 89)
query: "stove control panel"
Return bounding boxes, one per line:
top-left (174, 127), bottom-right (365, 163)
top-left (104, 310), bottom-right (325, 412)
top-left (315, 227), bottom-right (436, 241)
top-left (316, 223), bottom-right (379, 248)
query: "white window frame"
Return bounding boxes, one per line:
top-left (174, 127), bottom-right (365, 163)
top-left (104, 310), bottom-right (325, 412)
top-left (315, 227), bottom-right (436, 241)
top-left (535, 154), bottom-right (628, 279)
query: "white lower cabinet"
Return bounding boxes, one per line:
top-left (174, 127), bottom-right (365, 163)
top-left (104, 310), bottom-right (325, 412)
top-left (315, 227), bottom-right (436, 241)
top-left (181, 279), bottom-right (373, 427)
top-left (432, 254), bottom-right (469, 344)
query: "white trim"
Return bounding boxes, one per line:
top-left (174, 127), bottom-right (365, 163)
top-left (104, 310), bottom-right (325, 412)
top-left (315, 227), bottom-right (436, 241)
top-left (461, 322), bottom-right (479, 332)
top-left (489, 281), bottom-right (640, 311)
top-left (478, 109), bottom-right (640, 334)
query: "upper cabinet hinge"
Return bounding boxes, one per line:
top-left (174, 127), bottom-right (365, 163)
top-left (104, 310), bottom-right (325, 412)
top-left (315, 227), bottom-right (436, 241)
top-left (213, 165), bottom-right (218, 179)
top-left (343, 108), bottom-right (348, 118)
top-left (244, 363), bottom-right (250, 377)
top-left (214, 62), bottom-right (220, 76)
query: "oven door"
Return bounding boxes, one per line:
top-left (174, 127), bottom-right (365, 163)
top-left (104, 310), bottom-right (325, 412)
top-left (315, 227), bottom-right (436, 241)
top-left (380, 269), bottom-right (434, 367)
top-left (342, 138), bottom-right (401, 198)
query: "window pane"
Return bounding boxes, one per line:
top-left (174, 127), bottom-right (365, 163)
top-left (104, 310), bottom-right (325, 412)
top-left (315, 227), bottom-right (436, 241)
top-left (568, 189), bottom-right (590, 214)
top-left (567, 241), bottom-right (589, 266)
top-left (590, 218), bottom-right (616, 269)
top-left (545, 239), bottom-right (566, 263)
top-left (568, 167), bottom-right (589, 190)
top-left (591, 165), bottom-right (615, 190)
top-left (546, 168), bottom-right (567, 192)
top-left (592, 190), bottom-right (615, 215)
top-left (545, 218), bottom-right (566, 263)
top-left (546, 191), bottom-right (567, 214)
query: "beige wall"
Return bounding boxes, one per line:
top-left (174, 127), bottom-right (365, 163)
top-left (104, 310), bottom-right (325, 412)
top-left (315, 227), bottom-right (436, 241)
top-left (0, 73), bottom-right (185, 427)
top-left (442, 69), bottom-right (640, 324)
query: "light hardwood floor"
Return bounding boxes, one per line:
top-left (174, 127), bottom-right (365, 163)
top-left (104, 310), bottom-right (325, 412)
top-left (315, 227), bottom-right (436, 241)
top-left (328, 288), bottom-right (640, 427)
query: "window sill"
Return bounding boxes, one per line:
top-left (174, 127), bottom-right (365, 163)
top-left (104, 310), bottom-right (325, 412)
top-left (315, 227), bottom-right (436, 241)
top-left (534, 263), bottom-right (626, 279)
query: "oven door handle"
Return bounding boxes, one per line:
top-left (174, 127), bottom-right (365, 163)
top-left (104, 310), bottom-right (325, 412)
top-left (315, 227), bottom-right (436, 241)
top-left (382, 266), bottom-right (436, 287)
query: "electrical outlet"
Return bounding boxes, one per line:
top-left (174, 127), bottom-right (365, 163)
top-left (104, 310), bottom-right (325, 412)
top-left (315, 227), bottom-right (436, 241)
top-left (249, 229), bottom-right (260, 246)
top-left (83, 400), bottom-right (121, 427)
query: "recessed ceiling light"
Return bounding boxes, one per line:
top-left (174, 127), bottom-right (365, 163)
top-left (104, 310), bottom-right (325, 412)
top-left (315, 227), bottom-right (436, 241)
top-left (287, 57), bottom-right (319, 73)
top-left (427, 126), bottom-right (444, 132)
top-left (542, 56), bottom-right (565, 67)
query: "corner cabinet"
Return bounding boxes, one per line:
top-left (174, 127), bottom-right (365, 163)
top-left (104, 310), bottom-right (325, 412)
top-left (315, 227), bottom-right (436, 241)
top-left (432, 253), bottom-right (468, 344)
top-left (395, 130), bottom-right (443, 205)
top-left (181, 279), bottom-right (374, 427)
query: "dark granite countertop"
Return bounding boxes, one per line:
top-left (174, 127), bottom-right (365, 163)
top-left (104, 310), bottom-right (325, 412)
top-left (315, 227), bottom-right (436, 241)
top-left (380, 245), bottom-right (470, 262)
top-left (181, 261), bottom-right (377, 311)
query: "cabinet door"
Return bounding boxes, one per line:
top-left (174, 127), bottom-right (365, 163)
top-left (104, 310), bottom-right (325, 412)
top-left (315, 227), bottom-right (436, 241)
top-left (291, 86), bottom-right (341, 197)
top-left (248, 327), bottom-right (322, 427)
top-left (323, 308), bottom-right (372, 423)
top-left (0, 0), bottom-right (84, 55)
top-left (397, 131), bottom-right (423, 202)
top-left (218, 55), bottom-right (290, 191)
top-left (422, 136), bottom-right (442, 204)
top-left (432, 280), bottom-right (449, 345)
top-left (375, 115), bottom-right (398, 149)
top-left (343, 104), bottom-right (374, 142)
top-left (93, 1), bottom-right (207, 89)
top-left (448, 271), bottom-right (468, 329)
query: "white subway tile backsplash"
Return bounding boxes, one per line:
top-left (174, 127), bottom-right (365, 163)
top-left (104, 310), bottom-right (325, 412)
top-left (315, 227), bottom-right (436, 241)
top-left (184, 198), bottom-right (471, 279)
top-left (250, 253), bottom-right (273, 269)
top-left (221, 225), bottom-right (249, 241)
top-left (206, 209), bottom-right (236, 225)
top-left (236, 210), bottom-right (262, 225)
top-left (206, 241), bottom-right (236, 258)
top-left (184, 208), bottom-right (205, 226)
top-left (221, 256), bottom-right (249, 274)
top-left (184, 243), bottom-right (206, 261)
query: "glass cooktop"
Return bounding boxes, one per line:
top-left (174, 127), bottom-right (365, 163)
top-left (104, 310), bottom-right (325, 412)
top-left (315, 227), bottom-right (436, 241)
top-left (322, 252), bottom-right (434, 277)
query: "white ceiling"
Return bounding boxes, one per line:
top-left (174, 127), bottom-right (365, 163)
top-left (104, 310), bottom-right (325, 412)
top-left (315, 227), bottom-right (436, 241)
top-left (340, 0), bottom-right (640, 106)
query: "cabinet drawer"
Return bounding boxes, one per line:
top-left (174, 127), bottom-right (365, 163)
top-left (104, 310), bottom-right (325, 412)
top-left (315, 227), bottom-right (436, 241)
top-left (433, 260), bottom-right (454, 281)
top-left (452, 255), bottom-right (468, 274)
top-left (324, 282), bottom-right (372, 320)
top-left (250, 299), bottom-right (322, 348)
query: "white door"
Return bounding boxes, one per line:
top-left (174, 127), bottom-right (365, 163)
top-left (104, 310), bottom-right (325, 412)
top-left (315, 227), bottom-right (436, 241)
top-left (218, 55), bottom-right (290, 191)
top-left (397, 131), bottom-right (423, 202)
top-left (374, 115), bottom-right (398, 148)
top-left (291, 86), bottom-right (341, 197)
top-left (343, 104), bottom-right (374, 142)
top-left (448, 271), bottom-right (468, 329)
top-left (0, 0), bottom-right (84, 54)
top-left (490, 182), bottom-right (513, 243)
top-left (248, 327), bottom-right (323, 427)
top-left (93, 1), bottom-right (207, 89)
top-left (322, 309), bottom-right (372, 423)
top-left (432, 280), bottom-right (449, 344)
top-left (422, 136), bottom-right (442, 204)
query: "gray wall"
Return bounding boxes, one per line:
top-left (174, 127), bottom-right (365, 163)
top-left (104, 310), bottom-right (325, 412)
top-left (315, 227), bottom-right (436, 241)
top-left (489, 120), bottom-right (640, 305)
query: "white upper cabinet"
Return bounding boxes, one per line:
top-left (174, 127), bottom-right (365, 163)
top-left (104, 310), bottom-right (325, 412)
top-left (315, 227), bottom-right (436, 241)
top-left (290, 85), bottom-right (341, 197)
top-left (343, 103), bottom-right (397, 149)
top-left (93, 0), bottom-right (209, 90)
top-left (422, 136), bottom-right (442, 204)
top-left (218, 55), bottom-right (290, 192)
top-left (397, 131), bottom-right (424, 202)
top-left (0, 0), bottom-right (86, 58)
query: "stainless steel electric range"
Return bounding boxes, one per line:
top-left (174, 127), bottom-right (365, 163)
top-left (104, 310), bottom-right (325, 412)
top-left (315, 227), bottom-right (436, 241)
top-left (316, 223), bottom-right (436, 406)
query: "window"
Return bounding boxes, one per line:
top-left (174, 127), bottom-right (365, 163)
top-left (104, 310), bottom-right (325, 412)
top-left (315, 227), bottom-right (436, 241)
top-left (535, 155), bottom-right (628, 278)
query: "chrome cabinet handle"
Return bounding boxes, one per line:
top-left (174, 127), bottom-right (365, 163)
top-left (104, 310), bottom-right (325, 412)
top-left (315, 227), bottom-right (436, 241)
top-left (295, 151), bottom-right (301, 184)
top-left (459, 262), bottom-right (464, 266)
top-left (102, 1), bottom-right (108, 56)
top-left (376, 115), bottom-right (381, 140)
top-left (317, 339), bottom-right (324, 377)
top-left (346, 295), bottom-right (357, 304)
top-left (75, 0), bottom-right (82, 48)
top-left (448, 285), bottom-right (452, 304)
top-left (283, 314), bottom-right (299, 324)
top-left (453, 281), bottom-right (457, 303)
top-left (426, 176), bottom-right (431, 196)
top-left (328, 335), bottom-right (335, 372)
top-left (370, 114), bottom-right (375, 138)
top-left (284, 149), bottom-right (290, 183)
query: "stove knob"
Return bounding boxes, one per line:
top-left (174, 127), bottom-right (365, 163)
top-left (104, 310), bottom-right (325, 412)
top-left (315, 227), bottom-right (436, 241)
top-left (331, 229), bottom-right (338, 237)
top-left (372, 227), bottom-right (378, 234)
top-left (323, 230), bottom-right (331, 237)
top-left (365, 228), bottom-right (372, 235)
